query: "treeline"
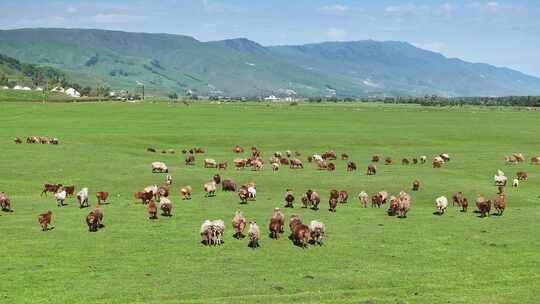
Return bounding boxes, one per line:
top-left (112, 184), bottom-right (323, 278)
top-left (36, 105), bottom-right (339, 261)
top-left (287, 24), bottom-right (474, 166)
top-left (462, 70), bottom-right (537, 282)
top-left (0, 53), bottom-right (110, 97)
top-left (307, 95), bottom-right (540, 107)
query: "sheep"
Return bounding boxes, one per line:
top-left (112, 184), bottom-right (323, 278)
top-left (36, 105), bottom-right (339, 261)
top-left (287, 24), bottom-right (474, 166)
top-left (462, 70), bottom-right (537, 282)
top-left (204, 158), bottom-right (217, 168)
top-left (435, 196), bottom-right (448, 215)
top-left (77, 188), bottom-right (89, 208)
top-left (531, 156), bottom-right (540, 165)
top-left (512, 178), bottom-right (519, 187)
top-left (200, 220), bottom-right (214, 245)
top-left (55, 189), bottom-right (67, 207)
top-left (398, 191), bottom-right (411, 218)
top-left (180, 185), bottom-right (192, 200)
top-left (440, 153), bottom-right (450, 162)
top-left (144, 185), bottom-right (159, 199)
top-left (384, 157), bottom-right (393, 165)
top-left (372, 155), bottom-right (380, 162)
top-left (309, 220), bottom-right (325, 245)
top-left (310, 191), bottom-right (320, 210)
top-left (151, 161), bottom-right (168, 173)
top-left (232, 210), bottom-right (246, 239)
top-left (247, 185), bottom-right (257, 200)
top-left (312, 154), bottom-right (324, 162)
top-left (203, 181), bottom-right (217, 197)
top-left (160, 197), bottom-right (173, 216)
top-left (371, 191), bottom-right (388, 208)
top-left (211, 219), bottom-right (225, 246)
top-left (358, 191), bottom-right (369, 208)
top-left (248, 221), bottom-right (260, 248)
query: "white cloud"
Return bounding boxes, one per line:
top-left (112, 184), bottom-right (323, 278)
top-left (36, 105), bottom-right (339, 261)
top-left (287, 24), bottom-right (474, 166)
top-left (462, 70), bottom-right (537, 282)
top-left (326, 28), bottom-right (348, 41)
top-left (320, 4), bottom-right (349, 13)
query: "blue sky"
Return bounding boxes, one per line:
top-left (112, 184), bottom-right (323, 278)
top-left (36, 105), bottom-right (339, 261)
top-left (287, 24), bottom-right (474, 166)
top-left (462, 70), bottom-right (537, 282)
top-left (0, 0), bottom-right (539, 77)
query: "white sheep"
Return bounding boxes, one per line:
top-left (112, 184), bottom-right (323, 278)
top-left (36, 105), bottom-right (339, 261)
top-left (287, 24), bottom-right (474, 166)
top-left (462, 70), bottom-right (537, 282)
top-left (204, 181), bottom-right (217, 197)
top-left (247, 186), bottom-right (257, 200)
top-left (435, 196), bottom-right (448, 215)
top-left (512, 178), bottom-right (519, 187)
top-left (211, 219), bottom-right (225, 245)
top-left (77, 187), bottom-right (89, 208)
top-left (55, 189), bottom-right (67, 206)
top-left (151, 161), bottom-right (168, 173)
top-left (200, 220), bottom-right (213, 245)
top-left (312, 154), bottom-right (324, 162)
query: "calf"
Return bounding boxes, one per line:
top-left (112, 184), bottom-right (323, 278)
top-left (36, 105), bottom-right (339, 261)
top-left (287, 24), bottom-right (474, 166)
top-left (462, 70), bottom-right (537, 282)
top-left (435, 196), bottom-right (448, 215)
top-left (372, 155), bottom-right (380, 162)
top-left (516, 171), bottom-right (528, 181)
top-left (328, 190), bottom-right (339, 212)
top-left (371, 191), bottom-right (388, 208)
top-left (96, 192), bottom-right (109, 205)
top-left (218, 161), bottom-right (228, 170)
top-left (64, 185), bottom-right (75, 197)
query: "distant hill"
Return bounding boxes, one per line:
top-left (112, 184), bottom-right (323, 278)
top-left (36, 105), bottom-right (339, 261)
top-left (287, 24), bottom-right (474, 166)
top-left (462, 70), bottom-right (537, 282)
top-left (0, 52), bottom-right (69, 87)
top-left (1, 28), bottom-right (539, 97)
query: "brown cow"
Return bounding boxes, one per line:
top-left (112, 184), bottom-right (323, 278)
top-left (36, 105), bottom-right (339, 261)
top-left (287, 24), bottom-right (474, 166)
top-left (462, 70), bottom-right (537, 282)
top-left (387, 195), bottom-right (399, 216)
top-left (347, 161), bottom-right (357, 172)
top-left (0, 192), bottom-right (12, 212)
top-left (222, 180), bottom-right (237, 192)
top-left (516, 171), bottom-right (528, 181)
top-left (461, 198), bottom-right (469, 212)
top-left (41, 183), bottom-right (62, 196)
top-left (284, 190), bottom-right (295, 208)
top-left (64, 186), bottom-right (75, 197)
top-left (476, 195), bottom-right (491, 218)
top-left (367, 164), bottom-right (377, 175)
top-left (412, 158), bottom-right (418, 164)
top-left (412, 180), bottom-right (420, 191)
top-left (495, 194), bottom-right (505, 216)
top-left (341, 153), bottom-right (349, 160)
top-left (402, 158), bottom-right (410, 165)
top-left (289, 215), bottom-right (310, 248)
top-left (86, 207), bottom-right (103, 232)
top-left (322, 150), bottom-right (337, 160)
top-left (384, 157), bottom-right (393, 165)
top-left (290, 159), bottom-right (303, 169)
top-left (233, 146), bottom-right (244, 153)
top-left (96, 192), bottom-right (109, 205)
top-left (372, 155), bottom-right (380, 162)
top-left (38, 210), bottom-right (52, 231)
top-left (218, 161), bottom-right (228, 170)
top-left (279, 157), bottom-right (289, 165)
top-left (147, 147), bottom-right (156, 153)
top-left (452, 192), bottom-right (465, 207)
top-left (328, 190), bottom-right (339, 212)
top-left (327, 163), bottom-right (336, 171)
top-left (14, 137), bottom-right (22, 144)
top-left (238, 186), bottom-right (249, 204)
top-left (398, 191), bottom-right (411, 218)
top-left (234, 158), bottom-right (246, 170)
top-left (148, 200), bottom-right (158, 219)
top-left (338, 191), bottom-right (348, 203)
top-left (185, 154), bottom-right (195, 165)
top-left (372, 191), bottom-right (388, 208)
top-left (193, 147), bottom-right (205, 154)
top-left (531, 156), bottom-right (540, 165)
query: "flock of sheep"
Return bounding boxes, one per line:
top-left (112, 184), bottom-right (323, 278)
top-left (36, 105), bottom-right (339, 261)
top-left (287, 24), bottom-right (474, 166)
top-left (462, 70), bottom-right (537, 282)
top-left (2, 145), bottom-right (536, 250)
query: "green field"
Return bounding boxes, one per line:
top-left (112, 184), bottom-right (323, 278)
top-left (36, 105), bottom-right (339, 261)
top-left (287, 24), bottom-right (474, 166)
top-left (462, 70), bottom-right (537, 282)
top-left (1, 101), bottom-right (539, 303)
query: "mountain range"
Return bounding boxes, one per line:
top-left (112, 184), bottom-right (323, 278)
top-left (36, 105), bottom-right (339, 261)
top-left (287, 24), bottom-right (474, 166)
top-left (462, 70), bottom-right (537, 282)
top-left (0, 28), bottom-right (539, 97)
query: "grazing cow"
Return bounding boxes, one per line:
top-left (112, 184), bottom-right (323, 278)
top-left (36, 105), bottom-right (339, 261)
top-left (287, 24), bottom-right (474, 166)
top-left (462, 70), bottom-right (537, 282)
top-left (193, 147), bottom-right (205, 154)
top-left (284, 190), bottom-right (295, 208)
top-left (341, 153), bottom-right (349, 160)
top-left (279, 157), bottom-right (289, 165)
top-left (435, 196), bottom-right (448, 215)
top-left (251, 147), bottom-right (261, 158)
top-left (461, 198), bottom-right (469, 212)
top-left (328, 190), bottom-right (339, 212)
top-left (309, 220), bottom-right (325, 245)
top-left (86, 207), bottom-right (103, 232)
top-left (412, 180), bottom-right (420, 191)
top-left (204, 158), bottom-right (217, 168)
top-left (476, 194), bottom-right (491, 217)
top-left (338, 191), bottom-right (348, 203)
top-left (200, 220), bottom-right (213, 245)
top-left (160, 197), bottom-right (173, 216)
top-left (151, 161), bottom-right (168, 173)
top-left (96, 192), bottom-right (109, 205)
top-left (495, 194), bottom-right (505, 215)
top-left (64, 186), bottom-right (75, 197)
top-left (252, 159), bottom-right (264, 171)
top-left (211, 220), bottom-right (225, 246)
top-left (367, 164), bottom-right (377, 175)
top-left (512, 178), bottom-right (519, 188)
top-left (41, 183), bottom-right (62, 196)
top-left (218, 161), bottom-right (228, 170)
top-left (222, 180), bottom-right (237, 192)
top-left (358, 191), bottom-right (369, 208)
top-left (0, 192), bottom-right (11, 212)
top-left (147, 147), bottom-right (156, 153)
top-left (384, 157), bottom-right (393, 165)
top-left (327, 163), bottom-right (336, 171)
top-left (372, 155), bottom-right (380, 162)
top-left (238, 186), bottom-right (249, 204)
top-left (185, 154), bottom-right (195, 165)
top-left (310, 191), bottom-right (320, 210)
top-left (234, 158), bottom-right (246, 170)
top-left (204, 181), bottom-right (217, 197)
top-left (398, 191), bottom-right (411, 218)
top-left (387, 195), bottom-right (399, 216)
top-left (269, 208), bottom-right (284, 239)
top-left (233, 146), bottom-right (244, 153)
top-left (372, 191), bottom-right (388, 208)
top-left (531, 156), bottom-right (540, 165)
top-left (38, 210), bottom-right (52, 231)
top-left (77, 188), bottom-right (89, 208)
top-left (54, 189), bottom-right (67, 207)
top-left (412, 158), bottom-right (418, 164)
top-left (232, 210), bottom-right (246, 239)
top-left (505, 155), bottom-right (518, 165)
top-left (290, 158), bottom-right (303, 169)
top-left (322, 150), bottom-right (337, 160)
top-left (14, 137), bottom-right (22, 144)
top-left (402, 158), bottom-right (410, 165)
top-left (347, 161), bottom-right (357, 172)
top-left (420, 155), bottom-right (427, 164)
top-left (289, 215), bottom-right (310, 248)
top-left (516, 171), bottom-right (528, 181)
top-left (513, 153), bottom-right (525, 162)
top-left (452, 192), bottom-right (465, 207)
top-left (165, 175), bottom-right (173, 185)
top-left (147, 200), bottom-right (158, 219)
top-left (180, 186), bottom-right (192, 200)
top-left (248, 221), bottom-right (260, 249)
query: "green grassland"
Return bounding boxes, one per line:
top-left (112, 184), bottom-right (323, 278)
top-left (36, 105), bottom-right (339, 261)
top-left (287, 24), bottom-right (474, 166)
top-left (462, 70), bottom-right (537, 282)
top-left (0, 101), bottom-right (539, 303)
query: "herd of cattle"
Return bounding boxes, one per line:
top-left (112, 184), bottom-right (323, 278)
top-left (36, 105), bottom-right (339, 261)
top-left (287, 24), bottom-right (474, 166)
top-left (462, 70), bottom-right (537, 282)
top-left (2, 145), bottom-right (537, 249)
top-left (15, 136), bottom-right (60, 145)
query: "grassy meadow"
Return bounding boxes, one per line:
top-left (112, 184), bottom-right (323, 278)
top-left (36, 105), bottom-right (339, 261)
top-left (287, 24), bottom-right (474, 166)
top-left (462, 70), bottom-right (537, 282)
top-left (0, 101), bottom-right (539, 303)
